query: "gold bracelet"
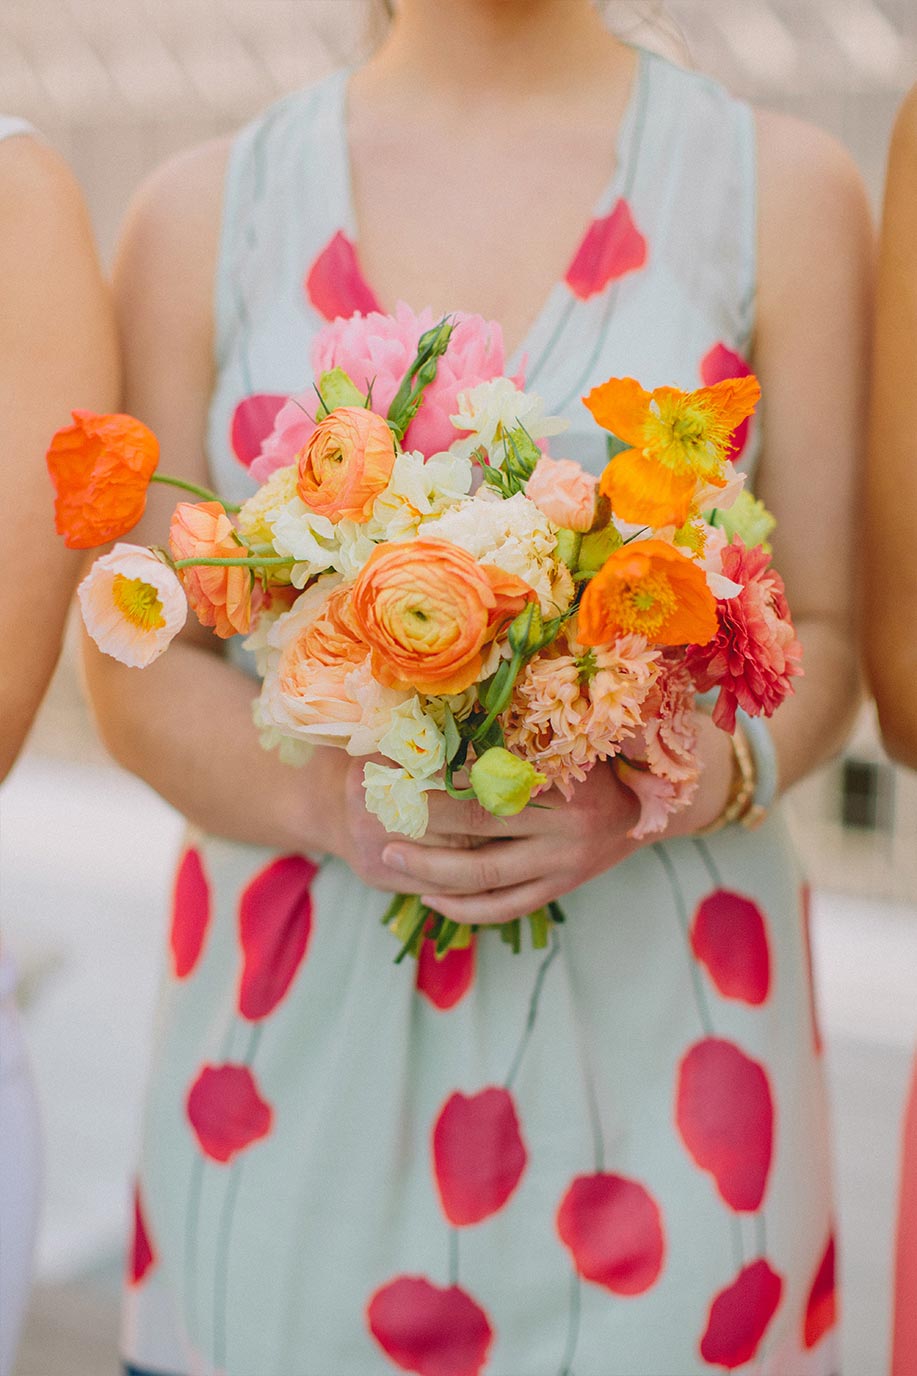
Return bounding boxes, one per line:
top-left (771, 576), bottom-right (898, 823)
top-left (694, 724), bottom-right (758, 838)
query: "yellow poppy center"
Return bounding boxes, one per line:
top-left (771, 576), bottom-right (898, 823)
top-left (605, 569), bottom-right (677, 639)
top-left (644, 397), bottom-right (731, 482)
top-left (112, 574), bottom-right (165, 631)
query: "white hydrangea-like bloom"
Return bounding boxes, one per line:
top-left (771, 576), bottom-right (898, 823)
top-left (424, 490), bottom-right (574, 617)
top-left (378, 698), bottom-right (446, 779)
top-left (269, 498), bottom-right (340, 586)
top-left (367, 449), bottom-right (473, 543)
top-left (450, 377), bottom-right (567, 464)
top-left (362, 762), bottom-right (445, 839)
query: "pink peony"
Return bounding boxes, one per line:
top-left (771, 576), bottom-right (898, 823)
top-left (250, 304), bottom-right (510, 482)
top-left (685, 539), bottom-right (802, 733)
top-left (525, 456), bottom-right (599, 533)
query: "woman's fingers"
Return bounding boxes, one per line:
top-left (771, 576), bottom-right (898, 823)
top-left (383, 836), bottom-right (547, 895)
top-left (421, 878), bottom-right (559, 927)
top-left (424, 788), bottom-right (562, 840)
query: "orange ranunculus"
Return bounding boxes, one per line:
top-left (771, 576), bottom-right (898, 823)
top-left (46, 410), bottom-right (160, 549)
top-left (351, 538), bottom-right (535, 696)
top-left (296, 406), bottom-right (396, 524)
top-left (584, 375), bottom-right (761, 529)
top-left (577, 538), bottom-right (717, 648)
top-left (168, 501), bottom-right (253, 638)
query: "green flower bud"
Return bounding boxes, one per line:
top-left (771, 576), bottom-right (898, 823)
top-left (577, 522), bottom-right (623, 574)
top-left (507, 602), bottom-right (546, 656)
top-left (470, 747), bottom-right (546, 817)
top-left (714, 490), bottom-right (776, 552)
top-left (316, 368), bottom-right (366, 417)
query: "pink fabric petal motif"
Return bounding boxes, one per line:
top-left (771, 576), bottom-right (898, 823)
top-left (432, 1087), bottom-right (527, 1226)
top-left (169, 846), bottom-right (211, 980)
top-left (701, 344), bottom-right (753, 459)
top-left (690, 889), bottom-right (771, 1006)
top-left (416, 938), bottom-right (476, 1011)
top-left (700, 1259), bottom-right (783, 1368)
top-left (186, 1063), bottom-right (273, 1163)
top-left (804, 1234), bottom-right (838, 1349)
top-left (305, 230), bottom-right (382, 322)
top-left (128, 1182), bottom-right (155, 1286)
top-left (367, 1276), bottom-right (493, 1376)
top-left (676, 1037), bottom-right (774, 1212)
top-left (230, 394), bottom-right (289, 470)
top-left (564, 199), bottom-right (648, 301)
top-left (556, 1173), bottom-right (665, 1296)
top-left (237, 855), bottom-right (318, 1021)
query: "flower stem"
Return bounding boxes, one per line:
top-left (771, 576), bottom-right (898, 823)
top-left (172, 555), bottom-right (291, 569)
top-left (150, 473), bottom-right (240, 512)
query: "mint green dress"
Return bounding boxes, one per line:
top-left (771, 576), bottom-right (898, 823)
top-left (122, 51), bottom-right (839, 1376)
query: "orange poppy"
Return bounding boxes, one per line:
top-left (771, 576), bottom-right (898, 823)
top-left (46, 410), bottom-right (160, 549)
top-left (584, 375), bottom-right (761, 529)
top-left (577, 539), bottom-right (717, 648)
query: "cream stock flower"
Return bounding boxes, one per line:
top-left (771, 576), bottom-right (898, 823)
top-left (450, 378), bottom-right (567, 464)
top-left (78, 544), bottom-right (187, 668)
top-left (237, 464), bottom-right (300, 547)
top-left (362, 763), bottom-right (445, 839)
top-left (367, 450), bottom-right (473, 543)
top-left (377, 698), bottom-right (446, 779)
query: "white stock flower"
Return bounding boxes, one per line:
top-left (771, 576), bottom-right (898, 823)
top-left (450, 378), bottom-right (567, 464)
top-left (424, 490), bottom-right (574, 617)
top-left (270, 498), bottom-right (340, 586)
top-left (236, 464), bottom-right (300, 547)
top-left (378, 698), bottom-right (446, 779)
top-left (368, 450), bottom-right (473, 543)
top-left (362, 763), bottom-right (445, 839)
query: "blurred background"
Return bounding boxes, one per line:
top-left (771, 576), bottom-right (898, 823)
top-left (1, 1), bottom-right (915, 1372)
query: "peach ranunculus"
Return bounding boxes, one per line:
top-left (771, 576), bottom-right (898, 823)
top-left (577, 539), bottom-right (717, 649)
top-left (46, 410), bottom-right (160, 549)
top-left (78, 543), bottom-right (186, 667)
top-left (168, 501), bottom-right (254, 638)
top-left (525, 456), bottom-right (600, 534)
top-left (296, 406), bottom-right (396, 524)
top-left (351, 538), bottom-right (535, 696)
top-left (584, 375), bottom-right (761, 529)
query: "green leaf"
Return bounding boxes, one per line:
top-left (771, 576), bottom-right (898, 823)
top-left (442, 702), bottom-right (462, 764)
top-left (315, 367), bottom-right (366, 417)
top-left (606, 433), bottom-right (631, 461)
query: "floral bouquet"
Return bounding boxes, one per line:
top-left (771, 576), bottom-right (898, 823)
top-left (47, 306), bottom-right (801, 960)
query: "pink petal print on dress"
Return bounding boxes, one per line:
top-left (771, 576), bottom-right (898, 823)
top-left (700, 1259), bottom-right (783, 1369)
top-left (129, 1182), bottom-right (156, 1286)
top-left (169, 846), bottom-right (211, 980)
top-left (432, 1087), bottom-right (527, 1226)
top-left (556, 1173), bottom-right (665, 1296)
top-left (367, 1276), bottom-right (494, 1376)
top-left (237, 855), bottom-right (318, 1021)
top-left (701, 344), bottom-right (753, 459)
top-left (803, 1234), bottom-right (838, 1349)
top-left (564, 200), bottom-right (647, 301)
top-left (186, 1063), bottom-right (273, 1163)
top-left (230, 394), bottom-right (289, 470)
top-left (676, 1038), bottom-right (774, 1212)
top-left (690, 890), bottom-right (771, 1006)
top-left (305, 230), bottom-right (383, 321)
top-left (416, 937), bottom-right (476, 1011)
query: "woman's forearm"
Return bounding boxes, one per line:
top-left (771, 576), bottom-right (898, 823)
top-left (83, 636), bottom-right (347, 853)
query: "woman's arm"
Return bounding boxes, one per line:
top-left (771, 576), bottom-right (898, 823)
top-left (865, 87), bottom-right (917, 769)
top-left (0, 137), bottom-right (119, 781)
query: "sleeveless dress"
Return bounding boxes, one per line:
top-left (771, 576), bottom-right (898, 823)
top-left (122, 52), bottom-right (840, 1376)
top-left (0, 114), bottom-right (44, 1376)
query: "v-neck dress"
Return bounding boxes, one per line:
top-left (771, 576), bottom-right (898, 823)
top-left (122, 51), bottom-right (839, 1376)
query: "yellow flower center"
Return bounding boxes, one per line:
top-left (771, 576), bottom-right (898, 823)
top-left (644, 396), bottom-right (732, 483)
top-left (674, 519), bottom-right (707, 556)
top-left (605, 569), bottom-right (677, 639)
top-left (111, 574), bottom-right (165, 631)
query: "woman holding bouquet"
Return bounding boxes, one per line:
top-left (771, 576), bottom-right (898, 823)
top-left (89, 2), bottom-right (870, 1372)
top-left (0, 121), bottom-right (118, 1375)
top-left (865, 83), bottom-right (917, 1376)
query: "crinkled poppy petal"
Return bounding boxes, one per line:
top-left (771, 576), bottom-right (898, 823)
top-left (583, 376), bottom-right (653, 447)
top-left (230, 394), bottom-right (288, 470)
top-left (170, 846), bottom-right (211, 980)
top-left (432, 1087), bottom-right (527, 1226)
top-left (565, 200), bottom-right (647, 301)
top-left (701, 344), bottom-right (753, 458)
top-left (690, 890), bottom-right (771, 1006)
top-left (556, 1172), bottom-right (665, 1296)
top-left (238, 855), bottom-right (318, 1021)
top-left (128, 1182), bottom-right (155, 1286)
top-left (186, 1063), bottom-right (273, 1163)
top-left (676, 1038), bottom-right (774, 1212)
top-left (305, 230), bottom-right (382, 321)
top-left (416, 938), bottom-right (476, 1011)
top-left (599, 448), bottom-right (697, 529)
top-left (700, 1259), bottom-right (783, 1368)
top-left (367, 1276), bottom-right (493, 1376)
top-left (804, 1234), bottom-right (838, 1349)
